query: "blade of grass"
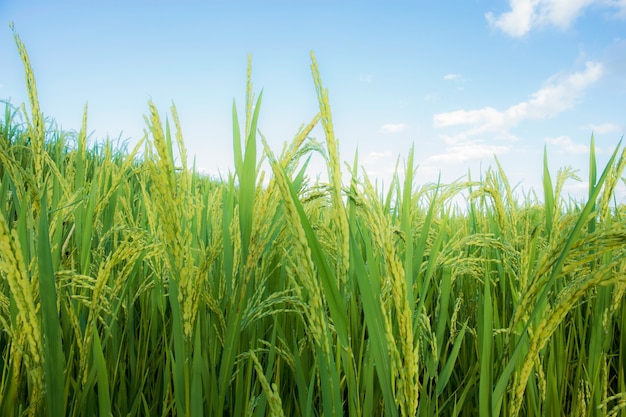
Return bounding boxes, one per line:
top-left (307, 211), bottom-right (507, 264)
top-left (191, 320), bottom-right (204, 417)
top-left (283, 166), bottom-right (348, 345)
top-left (435, 266), bottom-right (453, 359)
top-left (351, 230), bottom-right (398, 417)
top-left (543, 145), bottom-right (554, 239)
top-left (588, 134), bottom-right (597, 235)
top-left (436, 322), bottom-right (467, 396)
top-left (239, 92), bottom-right (262, 263)
top-left (37, 192), bottom-right (66, 417)
top-left (401, 145), bottom-right (415, 305)
top-left (479, 272), bottom-right (493, 417)
top-left (92, 323), bottom-right (112, 417)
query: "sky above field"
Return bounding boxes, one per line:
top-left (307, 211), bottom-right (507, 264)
top-left (1, 0), bottom-right (626, 201)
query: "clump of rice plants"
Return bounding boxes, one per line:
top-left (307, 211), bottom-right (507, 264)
top-left (0, 27), bottom-right (625, 416)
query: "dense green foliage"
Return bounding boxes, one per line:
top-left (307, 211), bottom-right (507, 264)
top-left (1, 30), bottom-right (625, 416)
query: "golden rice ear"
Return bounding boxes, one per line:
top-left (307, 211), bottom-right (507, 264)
top-left (10, 24), bottom-right (44, 204)
top-left (249, 350), bottom-right (286, 417)
top-left (0, 212), bottom-right (44, 404)
top-left (310, 52), bottom-right (350, 286)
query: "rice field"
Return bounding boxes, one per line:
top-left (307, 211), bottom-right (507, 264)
top-left (1, 29), bottom-right (626, 417)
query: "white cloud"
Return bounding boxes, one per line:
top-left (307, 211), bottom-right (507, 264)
top-left (433, 61), bottom-right (603, 141)
top-left (363, 150), bottom-right (393, 163)
top-left (379, 123), bottom-right (409, 134)
top-left (444, 73), bottom-right (461, 81)
top-left (616, 0), bottom-right (626, 17)
top-left (359, 74), bottom-right (374, 83)
top-left (485, 0), bottom-right (541, 37)
top-left (430, 62), bottom-right (603, 165)
top-left (545, 135), bottom-right (589, 153)
top-left (428, 142), bottom-right (510, 163)
top-left (434, 106), bottom-right (503, 129)
top-left (486, 0), bottom-right (626, 37)
top-left (361, 150), bottom-right (398, 181)
top-left (423, 92), bottom-right (439, 102)
top-left (585, 123), bottom-right (623, 134)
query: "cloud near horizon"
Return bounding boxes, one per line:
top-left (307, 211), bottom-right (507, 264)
top-left (433, 61), bottom-right (604, 142)
top-left (486, 0), bottom-right (626, 37)
top-left (585, 122), bottom-right (623, 134)
top-left (429, 61), bottom-right (604, 164)
top-left (363, 150), bottom-right (393, 163)
top-left (379, 123), bottom-right (410, 134)
top-left (545, 135), bottom-right (590, 154)
top-left (428, 142), bottom-right (510, 163)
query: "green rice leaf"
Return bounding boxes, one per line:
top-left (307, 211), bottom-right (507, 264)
top-left (232, 100), bottom-right (243, 174)
top-left (239, 92), bottom-right (262, 263)
top-left (351, 231), bottom-right (398, 417)
top-left (479, 272), bottom-right (493, 417)
top-left (92, 323), bottom-right (112, 417)
top-left (588, 134), bottom-right (597, 234)
top-left (284, 168), bottom-right (348, 345)
top-left (436, 322), bottom-right (467, 396)
top-left (38, 192), bottom-right (66, 417)
top-left (542, 145), bottom-right (554, 238)
top-left (401, 145), bottom-right (415, 304)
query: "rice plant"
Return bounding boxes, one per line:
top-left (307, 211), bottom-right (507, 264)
top-left (1, 26), bottom-right (625, 416)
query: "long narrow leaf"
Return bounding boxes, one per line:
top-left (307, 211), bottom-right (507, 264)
top-left (38, 193), bottom-right (66, 417)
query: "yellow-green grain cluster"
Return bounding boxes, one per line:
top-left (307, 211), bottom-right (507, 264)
top-left (0, 216), bottom-right (42, 379)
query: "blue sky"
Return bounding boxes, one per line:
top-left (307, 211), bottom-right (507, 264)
top-left (1, 0), bottom-right (626, 201)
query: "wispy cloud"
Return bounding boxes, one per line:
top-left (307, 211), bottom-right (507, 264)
top-left (379, 123), bottom-right (409, 134)
top-left (364, 150), bottom-right (393, 163)
top-left (444, 74), bottom-right (465, 91)
top-left (617, 0), bottom-right (626, 17)
top-left (486, 0), bottom-right (626, 37)
top-left (545, 135), bottom-right (589, 154)
top-left (428, 142), bottom-right (510, 163)
top-left (362, 150), bottom-right (397, 180)
top-left (433, 61), bottom-right (603, 142)
top-left (443, 73), bottom-right (461, 81)
top-left (423, 92), bottom-right (439, 102)
top-left (359, 74), bottom-right (374, 83)
top-left (430, 61), bottom-right (603, 164)
top-left (585, 123), bottom-right (623, 134)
